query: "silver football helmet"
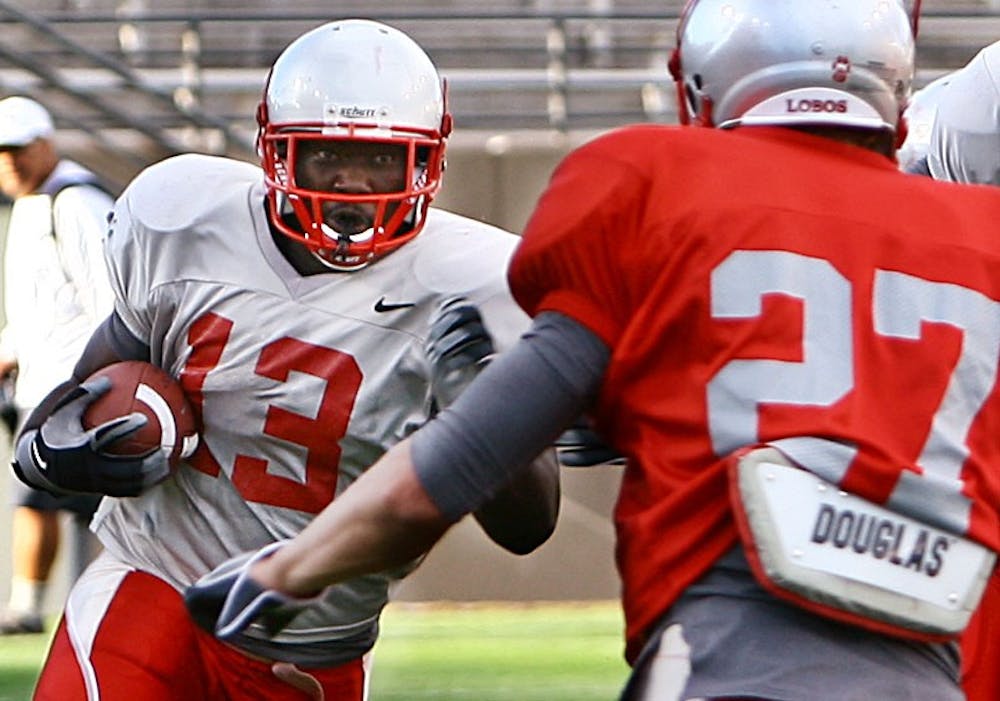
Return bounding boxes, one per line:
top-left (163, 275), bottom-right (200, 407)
top-left (669, 0), bottom-right (918, 134)
top-left (258, 19), bottom-right (451, 271)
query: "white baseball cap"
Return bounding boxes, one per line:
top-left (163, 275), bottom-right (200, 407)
top-left (0, 96), bottom-right (54, 148)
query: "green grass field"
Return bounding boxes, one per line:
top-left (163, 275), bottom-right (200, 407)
top-left (0, 601), bottom-right (628, 700)
top-left (0, 628), bottom-right (46, 701)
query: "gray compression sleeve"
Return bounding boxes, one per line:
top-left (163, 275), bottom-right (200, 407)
top-left (411, 311), bottom-right (610, 521)
top-left (70, 310), bottom-right (150, 382)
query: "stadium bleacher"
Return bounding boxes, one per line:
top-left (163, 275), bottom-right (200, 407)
top-left (0, 0), bottom-right (997, 187)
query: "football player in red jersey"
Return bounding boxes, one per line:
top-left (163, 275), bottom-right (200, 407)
top-left (188, 2), bottom-right (1000, 700)
top-left (11, 19), bottom-right (559, 700)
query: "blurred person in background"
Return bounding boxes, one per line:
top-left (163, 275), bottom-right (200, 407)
top-left (187, 3), bottom-right (1000, 700)
top-left (0, 96), bottom-right (113, 635)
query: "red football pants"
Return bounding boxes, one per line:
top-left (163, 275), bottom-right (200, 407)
top-left (32, 552), bottom-right (365, 700)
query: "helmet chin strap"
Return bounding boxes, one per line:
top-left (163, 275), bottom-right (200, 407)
top-left (277, 191), bottom-right (377, 271)
top-left (311, 223), bottom-right (378, 272)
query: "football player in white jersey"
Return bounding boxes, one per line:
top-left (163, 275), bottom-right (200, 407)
top-left (188, 3), bottom-right (1000, 701)
top-left (924, 40), bottom-right (1000, 186)
top-left (897, 70), bottom-right (953, 175)
top-left (11, 19), bottom-right (559, 700)
top-left (899, 39), bottom-right (1000, 186)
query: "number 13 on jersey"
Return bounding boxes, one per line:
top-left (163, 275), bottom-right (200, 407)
top-left (179, 311), bottom-right (363, 515)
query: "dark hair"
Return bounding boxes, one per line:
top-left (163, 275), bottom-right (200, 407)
top-left (789, 124), bottom-right (897, 159)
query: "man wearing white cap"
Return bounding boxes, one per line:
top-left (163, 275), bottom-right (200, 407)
top-left (0, 96), bottom-right (114, 634)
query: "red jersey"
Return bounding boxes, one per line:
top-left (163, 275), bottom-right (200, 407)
top-left (962, 571), bottom-right (1000, 700)
top-left (509, 124), bottom-right (1000, 661)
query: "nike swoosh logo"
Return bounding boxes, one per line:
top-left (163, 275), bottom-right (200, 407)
top-left (374, 297), bottom-right (416, 313)
top-left (31, 440), bottom-right (47, 470)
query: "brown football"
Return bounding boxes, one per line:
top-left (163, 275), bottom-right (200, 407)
top-left (81, 361), bottom-right (199, 468)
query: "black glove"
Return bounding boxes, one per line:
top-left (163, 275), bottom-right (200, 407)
top-left (426, 297), bottom-right (496, 410)
top-left (555, 416), bottom-right (626, 467)
top-left (11, 377), bottom-right (170, 497)
top-left (184, 541), bottom-right (314, 641)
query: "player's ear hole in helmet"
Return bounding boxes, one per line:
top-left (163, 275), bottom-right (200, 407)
top-left (257, 19), bottom-right (452, 272)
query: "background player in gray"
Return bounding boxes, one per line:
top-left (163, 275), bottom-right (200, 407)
top-left (924, 40), bottom-right (1000, 186)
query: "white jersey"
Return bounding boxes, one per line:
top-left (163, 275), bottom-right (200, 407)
top-left (897, 71), bottom-right (953, 174)
top-left (92, 153), bottom-right (529, 662)
top-left (0, 160), bottom-right (115, 411)
top-left (927, 40), bottom-right (1000, 185)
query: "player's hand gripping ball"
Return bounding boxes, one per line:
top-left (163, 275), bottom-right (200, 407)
top-left (82, 361), bottom-right (199, 468)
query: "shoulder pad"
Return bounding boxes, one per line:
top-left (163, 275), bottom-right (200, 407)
top-left (413, 208), bottom-right (518, 296)
top-left (122, 154), bottom-right (261, 232)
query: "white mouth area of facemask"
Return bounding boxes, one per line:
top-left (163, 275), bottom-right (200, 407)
top-left (322, 222), bottom-right (375, 244)
top-left (279, 193), bottom-right (376, 246)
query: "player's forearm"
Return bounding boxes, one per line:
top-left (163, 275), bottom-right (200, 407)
top-left (473, 447), bottom-right (560, 554)
top-left (250, 439), bottom-right (452, 597)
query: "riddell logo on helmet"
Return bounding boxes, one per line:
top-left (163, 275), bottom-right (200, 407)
top-left (785, 99), bottom-right (848, 114)
top-left (338, 106), bottom-right (378, 119)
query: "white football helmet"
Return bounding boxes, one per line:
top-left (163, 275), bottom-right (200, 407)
top-left (258, 19), bottom-right (451, 271)
top-left (669, 0), bottom-right (918, 135)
